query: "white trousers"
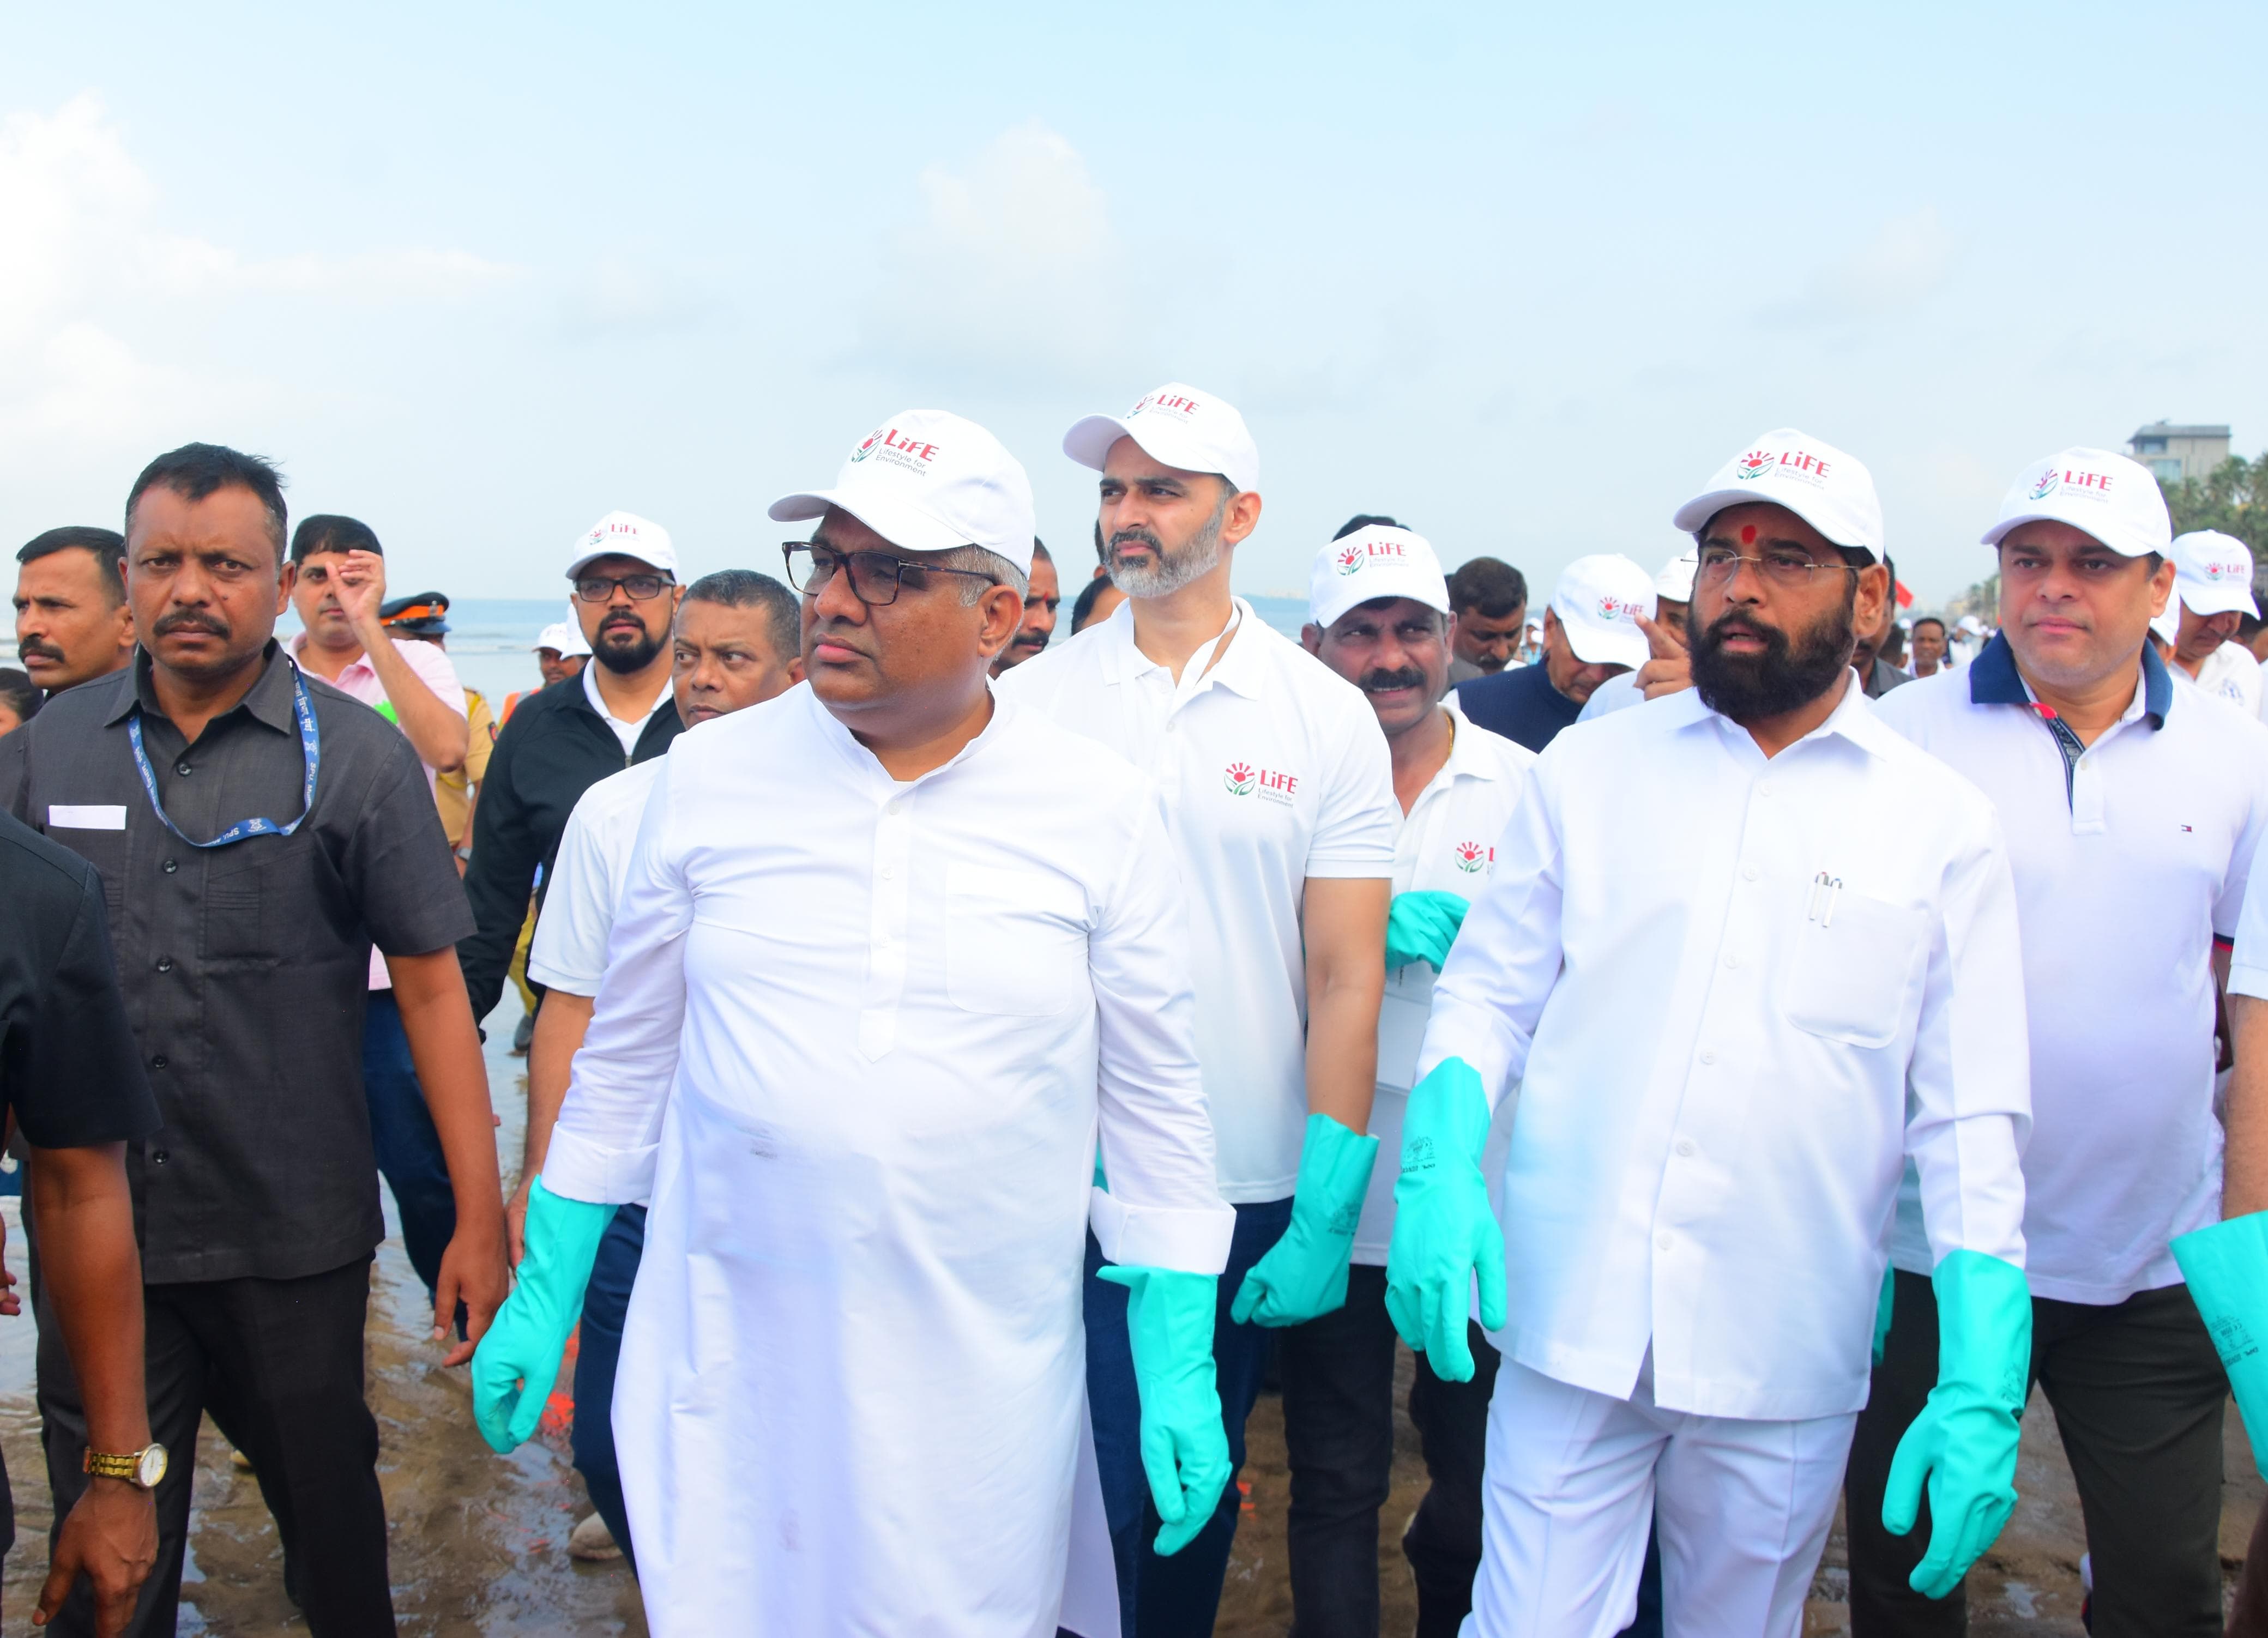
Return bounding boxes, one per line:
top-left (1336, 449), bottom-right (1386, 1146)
top-left (1464, 1359), bottom-right (1855, 1638)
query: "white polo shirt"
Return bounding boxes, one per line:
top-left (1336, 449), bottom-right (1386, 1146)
top-left (1352, 699), bottom-right (1535, 1265)
top-left (1874, 637), bottom-right (2268, 1303)
top-left (998, 597), bottom-right (1398, 1202)
top-left (2192, 639), bottom-right (2266, 721)
top-left (527, 756), bottom-right (667, 997)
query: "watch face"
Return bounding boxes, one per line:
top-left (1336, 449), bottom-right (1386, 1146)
top-left (136, 1444), bottom-right (168, 1488)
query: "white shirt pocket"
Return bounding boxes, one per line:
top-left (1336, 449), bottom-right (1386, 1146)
top-left (944, 863), bottom-right (1090, 1017)
top-left (1780, 888), bottom-right (1931, 1049)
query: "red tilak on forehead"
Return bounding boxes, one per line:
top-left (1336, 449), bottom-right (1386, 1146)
top-left (1740, 523), bottom-right (1757, 545)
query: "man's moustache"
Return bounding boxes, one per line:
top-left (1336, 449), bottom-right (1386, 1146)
top-left (1360, 668), bottom-right (1427, 692)
top-left (153, 612), bottom-right (230, 638)
top-left (16, 637), bottom-right (64, 662)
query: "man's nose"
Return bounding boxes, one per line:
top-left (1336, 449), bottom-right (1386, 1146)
top-left (810, 567), bottom-right (868, 624)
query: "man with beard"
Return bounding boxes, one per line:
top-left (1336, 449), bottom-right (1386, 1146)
top-left (999, 381), bottom-right (1397, 1635)
top-left (1294, 524), bottom-right (1536, 1637)
top-left (1456, 554), bottom-right (1654, 751)
top-left (1387, 430), bottom-right (2035, 1636)
top-left (457, 513), bottom-right (684, 1035)
top-left (991, 539), bottom-right (1060, 674)
top-left (14, 528), bottom-right (135, 697)
top-left (1851, 453), bottom-right (2268, 1636)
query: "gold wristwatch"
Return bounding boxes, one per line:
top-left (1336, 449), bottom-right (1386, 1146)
top-left (83, 1443), bottom-right (167, 1489)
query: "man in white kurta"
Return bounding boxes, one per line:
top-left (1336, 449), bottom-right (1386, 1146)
top-left (473, 410), bottom-right (1234, 1637)
top-left (1387, 430), bottom-right (2036, 1637)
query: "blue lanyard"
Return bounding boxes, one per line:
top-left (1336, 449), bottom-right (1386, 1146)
top-left (126, 667), bottom-right (321, 848)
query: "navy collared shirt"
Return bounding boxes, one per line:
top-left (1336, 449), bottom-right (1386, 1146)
top-left (1966, 632), bottom-right (2173, 804)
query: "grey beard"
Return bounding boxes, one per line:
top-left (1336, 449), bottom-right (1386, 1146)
top-left (1108, 504), bottom-right (1227, 599)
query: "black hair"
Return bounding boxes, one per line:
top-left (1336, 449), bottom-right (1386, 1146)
top-left (0, 668), bottom-right (39, 726)
top-left (1031, 537), bottom-right (1051, 565)
top-left (16, 527), bottom-right (126, 605)
top-left (1093, 520), bottom-right (1106, 566)
top-left (1911, 615), bottom-right (1947, 637)
top-left (1071, 576), bottom-right (1116, 631)
top-left (125, 444), bottom-right (288, 561)
top-left (1446, 556), bottom-right (1528, 620)
top-left (684, 569), bottom-right (800, 662)
top-left (291, 513), bottom-right (382, 565)
top-left (1334, 514), bottom-right (1401, 541)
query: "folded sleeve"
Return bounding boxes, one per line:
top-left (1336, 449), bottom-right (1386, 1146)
top-left (1905, 808), bottom-right (2031, 1270)
top-left (1087, 790), bottom-right (1234, 1274)
top-left (541, 760), bottom-right (691, 1204)
top-left (1416, 752), bottom-right (1567, 1108)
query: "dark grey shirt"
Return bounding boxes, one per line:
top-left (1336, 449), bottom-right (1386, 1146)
top-left (0, 645), bottom-right (474, 1283)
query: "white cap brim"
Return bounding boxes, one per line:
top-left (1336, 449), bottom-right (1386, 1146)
top-left (767, 487), bottom-right (972, 554)
top-left (1063, 414), bottom-right (1251, 489)
top-left (1979, 510), bottom-right (2162, 559)
top-left (565, 549), bottom-right (672, 581)
top-left (1558, 614), bottom-right (1649, 670)
top-left (1673, 488), bottom-right (1881, 563)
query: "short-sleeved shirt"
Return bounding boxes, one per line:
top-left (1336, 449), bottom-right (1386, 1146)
top-left (2193, 641), bottom-right (2266, 721)
top-left (1456, 660), bottom-right (1586, 753)
top-left (0, 645), bottom-right (476, 1283)
top-left (1874, 637), bottom-right (2268, 1303)
top-left (0, 809), bottom-right (162, 1150)
top-left (998, 597), bottom-right (1398, 1201)
top-left (527, 756), bottom-right (666, 996)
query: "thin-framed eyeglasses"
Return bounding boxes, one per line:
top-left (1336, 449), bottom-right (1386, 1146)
top-left (781, 542), bottom-right (999, 607)
top-left (1694, 545), bottom-right (1861, 588)
top-left (574, 573), bottom-right (674, 603)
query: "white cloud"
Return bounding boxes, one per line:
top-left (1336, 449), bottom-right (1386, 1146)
top-left (1766, 205), bottom-right (1955, 327)
top-left (854, 122), bottom-right (1142, 384)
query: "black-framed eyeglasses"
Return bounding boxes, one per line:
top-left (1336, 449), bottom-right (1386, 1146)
top-left (781, 542), bottom-right (999, 607)
top-left (574, 573), bottom-right (674, 603)
top-left (1694, 545), bottom-right (1861, 588)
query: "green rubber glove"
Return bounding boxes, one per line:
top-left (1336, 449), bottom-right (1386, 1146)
top-left (1873, 1262), bottom-right (1897, 1368)
top-left (1882, 1249), bottom-right (2032, 1599)
top-left (2172, 1212), bottom-right (2268, 1481)
top-left (1383, 1057), bottom-right (1507, 1382)
top-left (1096, 1265), bottom-right (1230, 1557)
top-left (1231, 1113), bottom-right (1380, 1327)
top-left (1385, 890), bottom-right (1470, 972)
top-left (472, 1178), bottom-right (615, 1454)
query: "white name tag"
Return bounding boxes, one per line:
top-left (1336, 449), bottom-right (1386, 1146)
top-left (49, 805), bottom-right (127, 831)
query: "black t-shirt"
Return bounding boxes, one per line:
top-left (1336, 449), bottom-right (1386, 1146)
top-left (1456, 662), bottom-right (1586, 754)
top-left (0, 808), bottom-right (161, 1150)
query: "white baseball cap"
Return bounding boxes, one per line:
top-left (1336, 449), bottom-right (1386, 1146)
top-left (769, 409), bottom-right (1037, 575)
top-left (567, 511), bottom-right (677, 581)
top-left (2151, 528), bottom-right (2259, 644)
top-left (1550, 554), bottom-right (1655, 670)
top-left (1957, 615), bottom-right (1986, 637)
top-left (534, 618), bottom-right (590, 658)
top-left (1063, 382), bottom-right (1260, 494)
top-left (1308, 526), bottom-right (1451, 632)
top-left (1982, 448), bottom-right (2169, 561)
top-left (1672, 428), bottom-right (1885, 561)
top-left (1655, 548), bottom-right (1699, 603)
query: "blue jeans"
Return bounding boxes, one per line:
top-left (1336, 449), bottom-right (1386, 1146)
top-left (1084, 1195), bottom-right (1294, 1638)
top-left (362, 988), bottom-right (457, 1301)
top-left (571, 1203), bottom-right (646, 1566)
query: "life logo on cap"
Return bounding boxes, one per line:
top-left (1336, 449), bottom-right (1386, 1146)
top-left (847, 425), bottom-right (942, 478)
top-left (1223, 758), bottom-right (1299, 806)
top-left (1335, 535), bottom-right (1412, 577)
top-left (1453, 840), bottom-right (1491, 874)
top-left (1334, 543), bottom-right (1366, 577)
top-left (1597, 594), bottom-right (1644, 622)
top-left (2028, 461), bottom-right (2115, 505)
top-left (1131, 388), bottom-right (1204, 426)
top-left (2203, 557), bottom-right (2242, 583)
top-left (1737, 446), bottom-right (1836, 491)
top-left (2028, 467), bottom-right (2061, 501)
top-left (1736, 450), bottom-right (1776, 481)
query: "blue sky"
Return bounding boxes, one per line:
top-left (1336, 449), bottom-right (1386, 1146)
top-left (3, 2), bottom-right (2262, 607)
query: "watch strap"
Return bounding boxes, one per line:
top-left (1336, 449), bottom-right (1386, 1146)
top-left (83, 1448), bottom-right (142, 1481)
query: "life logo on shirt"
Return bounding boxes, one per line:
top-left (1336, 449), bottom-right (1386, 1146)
top-left (1223, 759), bottom-right (1299, 807)
top-left (847, 425), bottom-right (941, 478)
top-left (1453, 840), bottom-right (1492, 873)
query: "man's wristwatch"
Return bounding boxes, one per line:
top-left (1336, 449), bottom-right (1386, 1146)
top-left (83, 1443), bottom-right (167, 1489)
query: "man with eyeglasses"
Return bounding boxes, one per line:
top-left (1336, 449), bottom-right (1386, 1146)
top-left (1848, 452), bottom-right (2268, 1637)
top-left (473, 409), bottom-right (1232, 1637)
top-left (999, 382), bottom-right (1397, 1636)
top-left (1389, 428), bottom-right (2034, 1635)
top-left (457, 512), bottom-right (685, 1041)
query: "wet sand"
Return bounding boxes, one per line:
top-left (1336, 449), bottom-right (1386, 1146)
top-left (0, 995), bottom-right (2253, 1633)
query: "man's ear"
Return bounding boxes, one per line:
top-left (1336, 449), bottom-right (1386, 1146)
top-left (276, 559), bottom-right (298, 616)
top-left (974, 583), bottom-right (1024, 660)
top-left (1221, 486), bottom-right (1264, 549)
top-left (1300, 622), bottom-right (1323, 655)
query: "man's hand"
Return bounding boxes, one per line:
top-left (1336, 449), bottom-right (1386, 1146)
top-left (0, 1206), bottom-right (19, 1317)
top-left (504, 1176), bottom-right (533, 1268)
top-left (38, 1478), bottom-right (157, 1634)
top-left (436, 1219), bottom-right (511, 1368)
top-left (1632, 612), bottom-right (1692, 701)
top-left (328, 549), bottom-right (390, 639)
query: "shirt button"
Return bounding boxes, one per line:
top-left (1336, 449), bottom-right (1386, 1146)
top-left (156, 957), bottom-right (174, 974)
top-left (1742, 865), bottom-right (1759, 881)
top-left (1722, 952), bottom-right (1740, 969)
top-left (151, 1150), bottom-right (168, 1165)
top-left (174, 762), bottom-right (192, 777)
top-left (162, 859), bottom-right (179, 874)
top-left (1676, 1139), bottom-right (1697, 1158)
top-left (880, 865), bottom-right (896, 880)
top-left (1699, 1050), bottom-right (1717, 1065)
top-left (149, 1054), bottom-right (168, 1070)
top-left (1657, 1231), bottom-right (1674, 1251)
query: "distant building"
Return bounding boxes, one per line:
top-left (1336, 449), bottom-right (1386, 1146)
top-left (2129, 421), bottom-right (2231, 483)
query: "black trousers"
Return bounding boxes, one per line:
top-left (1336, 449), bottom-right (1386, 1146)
top-left (1278, 1264), bottom-right (1500, 1638)
top-left (1844, 1270), bottom-right (2226, 1638)
top-left (37, 1256), bottom-right (396, 1638)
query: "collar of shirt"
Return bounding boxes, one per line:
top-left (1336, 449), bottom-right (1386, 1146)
top-left (1655, 665), bottom-right (1900, 770)
top-left (1967, 630), bottom-right (2172, 728)
top-left (582, 659), bottom-right (668, 728)
top-left (805, 680), bottom-right (1015, 795)
top-left (1408, 696), bottom-right (1521, 814)
top-left (1096, 597), bottom-right (1258, 706)
top-left (110, 642), bottom-right (300, 738)
top-left (287, 632), bottom-right (379, 694)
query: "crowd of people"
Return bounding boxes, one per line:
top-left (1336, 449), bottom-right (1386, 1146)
top-left (2, 385), bottom-right (2267, 1638)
